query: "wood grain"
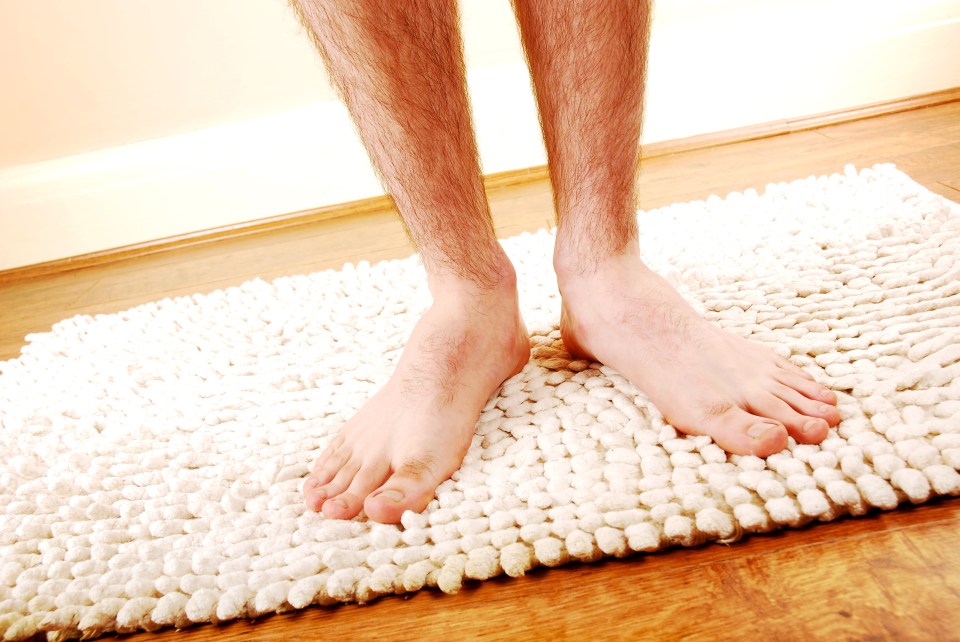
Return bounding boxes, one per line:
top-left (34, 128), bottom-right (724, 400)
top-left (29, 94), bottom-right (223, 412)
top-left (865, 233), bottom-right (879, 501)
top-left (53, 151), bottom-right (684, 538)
top-left (3, 100), bottom-right (960, 642)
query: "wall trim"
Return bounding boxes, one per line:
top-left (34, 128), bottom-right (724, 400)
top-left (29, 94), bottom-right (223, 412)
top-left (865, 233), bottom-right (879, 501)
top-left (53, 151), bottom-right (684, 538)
top-left (2, 85), bottom-right (959, 285)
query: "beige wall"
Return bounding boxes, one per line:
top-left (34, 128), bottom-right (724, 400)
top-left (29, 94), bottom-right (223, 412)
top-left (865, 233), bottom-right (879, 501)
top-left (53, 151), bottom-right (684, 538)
top-left (0, 0), bottom-right (523, 169)
top-left (0, 0), bottom-right (332, 167)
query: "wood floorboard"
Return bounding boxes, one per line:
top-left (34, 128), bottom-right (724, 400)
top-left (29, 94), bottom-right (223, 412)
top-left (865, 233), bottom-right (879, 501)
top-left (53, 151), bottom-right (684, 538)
top-left (3, 101), bottom-right (960, 641)
top-left (815, 103), bottom-right (960, 145)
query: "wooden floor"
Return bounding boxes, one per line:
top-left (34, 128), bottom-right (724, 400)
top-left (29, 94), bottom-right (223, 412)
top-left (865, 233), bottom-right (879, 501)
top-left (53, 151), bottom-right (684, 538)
top-left (3, 102), bottom-right (960, 641)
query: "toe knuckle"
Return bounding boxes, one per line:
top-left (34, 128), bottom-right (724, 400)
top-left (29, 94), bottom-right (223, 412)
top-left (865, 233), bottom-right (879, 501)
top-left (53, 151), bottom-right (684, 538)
top-left (396, 455), bottom-right (436, 480)
top-left (702, 399), bottom-right (734, 419)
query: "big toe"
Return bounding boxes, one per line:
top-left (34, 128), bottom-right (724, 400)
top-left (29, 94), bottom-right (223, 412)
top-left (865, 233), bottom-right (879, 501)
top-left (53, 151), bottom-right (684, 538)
top-left (699, 406), bottom-right (789, 458)
top-left (364, 463), bottom-right (442, 524)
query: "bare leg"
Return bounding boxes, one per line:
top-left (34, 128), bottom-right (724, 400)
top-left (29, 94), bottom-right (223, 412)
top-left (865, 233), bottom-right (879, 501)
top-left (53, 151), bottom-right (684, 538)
top-left (512, 0), bottom-right (840, 455)
top-left (293, 0), bottom-right (529, 522)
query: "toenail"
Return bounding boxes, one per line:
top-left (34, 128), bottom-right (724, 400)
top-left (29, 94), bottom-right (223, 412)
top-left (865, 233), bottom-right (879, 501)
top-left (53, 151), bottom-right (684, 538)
top-left (304, 478), bottom-right (318, 491)
top-left (330, 497), bottom-right (347, 509)
top-left (377, 489), bottom-right (404, 503)
top-left (803, 419), bottom-right (823, 434)
top-left (819, 404), bottom-right (833, 414)
top-left (820, 389), bottom-right (833, 399)
top-left (748, 423), bottom-right (778, 439)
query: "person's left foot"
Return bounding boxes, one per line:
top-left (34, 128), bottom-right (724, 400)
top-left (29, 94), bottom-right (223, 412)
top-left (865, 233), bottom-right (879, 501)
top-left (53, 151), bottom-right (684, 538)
top-left (556, 250), bottom-right (841, 457)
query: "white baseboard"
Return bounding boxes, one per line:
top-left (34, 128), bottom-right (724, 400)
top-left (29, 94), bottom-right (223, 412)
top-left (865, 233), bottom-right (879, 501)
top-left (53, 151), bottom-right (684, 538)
top-left (1, 0), bottom-right (958, 271)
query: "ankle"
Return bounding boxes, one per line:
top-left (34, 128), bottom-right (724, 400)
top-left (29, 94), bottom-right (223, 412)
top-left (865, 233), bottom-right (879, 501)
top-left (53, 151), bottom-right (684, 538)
top-left (553, 240), bottom-right (647, 287)
top-left (428, 250), bottom-right (518, 302)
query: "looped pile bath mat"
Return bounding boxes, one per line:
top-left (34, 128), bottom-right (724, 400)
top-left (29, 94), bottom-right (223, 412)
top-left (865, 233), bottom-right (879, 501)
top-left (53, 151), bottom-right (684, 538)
top-left (2, 164), bottom-right (959, 641)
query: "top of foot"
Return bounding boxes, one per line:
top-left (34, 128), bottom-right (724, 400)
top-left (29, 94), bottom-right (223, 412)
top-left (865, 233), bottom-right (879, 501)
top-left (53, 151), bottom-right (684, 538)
top-left (557, 251), bottom-right (840, 457)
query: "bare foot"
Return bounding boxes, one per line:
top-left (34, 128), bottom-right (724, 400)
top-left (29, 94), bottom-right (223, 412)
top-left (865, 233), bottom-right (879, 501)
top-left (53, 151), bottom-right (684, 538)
top-left (303, 272), bottom-right (529, 523)
top-left (557, 250), bottom-right (841, 457)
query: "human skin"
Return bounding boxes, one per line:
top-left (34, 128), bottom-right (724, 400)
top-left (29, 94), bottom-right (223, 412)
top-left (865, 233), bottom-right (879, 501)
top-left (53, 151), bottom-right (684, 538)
top-left (292, 0), bottom-right (841, 524)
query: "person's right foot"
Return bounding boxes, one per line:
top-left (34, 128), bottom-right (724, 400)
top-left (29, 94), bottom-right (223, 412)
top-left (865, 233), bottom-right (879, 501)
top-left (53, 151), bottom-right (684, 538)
top-left (303, 270), bottom-right (530, 523)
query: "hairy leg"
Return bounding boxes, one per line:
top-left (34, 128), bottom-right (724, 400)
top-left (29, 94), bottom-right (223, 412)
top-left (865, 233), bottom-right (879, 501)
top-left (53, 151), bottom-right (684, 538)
top-left (293, 0), bottom-right (529, 522)
top-left (512, 0), bottom-right (840, 456)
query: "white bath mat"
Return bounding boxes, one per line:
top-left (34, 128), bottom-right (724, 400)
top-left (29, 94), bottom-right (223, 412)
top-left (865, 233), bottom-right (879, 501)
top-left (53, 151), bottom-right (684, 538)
top-left (2, 164), bottom-right (959, 641)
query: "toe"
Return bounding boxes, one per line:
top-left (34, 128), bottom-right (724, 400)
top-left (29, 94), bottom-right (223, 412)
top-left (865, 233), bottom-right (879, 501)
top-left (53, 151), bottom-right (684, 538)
top-left (321, 493), bottom-right (363, 520)
top-left (747, 392), bottom-right (831, 444)
top-left (364, 457), bottom-right (444, 524)
top-left (307, 459), bottom-right (359, 512)
top-left (772, 385), bottom-right (842, 427)
top-left (311, 443), bottom-right (349, 487)
top-left (312, 435), bottom-right (344, 471)
top-left (774, 355), bottom-right (816, 381)
top-left (304, 440), bottom-right (352, 510)
top-left (695, 404), bottom-right (789, 458)
top-left (775, 370), bottom-right (838, 406)
top-left (303, 476), bottom-right (324, 511)
top-left (795, 417), bottom-right (830, 444)
top-left (322, 462), bottom-right (388, 520)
